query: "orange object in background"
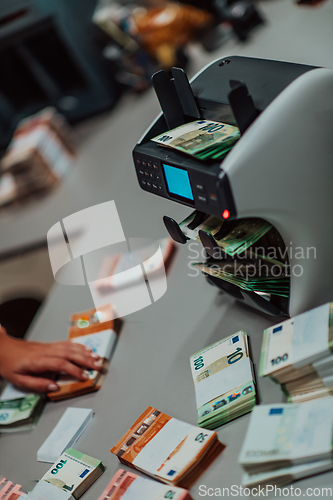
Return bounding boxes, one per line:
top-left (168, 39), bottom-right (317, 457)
top-left (129, 3), bottom-right (212, 67)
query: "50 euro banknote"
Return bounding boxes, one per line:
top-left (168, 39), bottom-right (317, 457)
top-left (111, 406), bottom-right (225, 489)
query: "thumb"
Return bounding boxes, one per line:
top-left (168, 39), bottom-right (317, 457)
top-left (12, 374), bottom-right (59, 393)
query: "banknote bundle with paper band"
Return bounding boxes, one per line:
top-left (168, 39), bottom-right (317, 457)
top-left (47, 304), bottom-right (122, 401)
top-left (0, 107), bottom-right (76, 200)
top-left (259, 302), bottom-right (333, 403)
top-left (151, 120), bottom-right (240, 160)
top-left (111, 406), bottom-right (225, 489)
top-left (239, 399), bottom-right (333, 487)
top-left (190, 332), bottom-right (256, 429)
top-left (96, 469), bottom-right (193, 500)
top-left (0, 393), bottom-right (44, 433)
top-left (0, 477), bottom-right (25, 499)
top-left (40, 448), bottom-right (104, 499)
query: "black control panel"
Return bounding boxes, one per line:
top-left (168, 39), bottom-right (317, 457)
top-left (133, 145), bottom-right (235, 218)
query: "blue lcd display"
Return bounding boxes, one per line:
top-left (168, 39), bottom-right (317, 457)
top-left (162, 164), bottom-right (194, 201)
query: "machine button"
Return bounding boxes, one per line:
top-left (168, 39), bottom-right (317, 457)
top-left (155, 174), bottom-right (161, 181)
top-left (198, 194), bottom-right (207, 204)
top-left (152, 163), bottom-right (159, 170)
top-left (195, 183), bottom-right (205, 192)
top-left (138, 169), bottom-right (144, 176)
top-left (147, 161), bottom-right (152, 168)
top-left (152, 183), bottom-right (158, 190)
top-left (208, 193), bottom-right (219, 206)
top-left (142, 159), bottom-right (147, 167)
top-left (141, 179), bottom-right (147, 187)
top-left (136, 158), bottom-right (142, 165)
top-left (147, 181), bottom-right (152, 188)
top-left (149, 172), bottom-right (155, 179)
top-left (144, 171), bottom-right (150, 177)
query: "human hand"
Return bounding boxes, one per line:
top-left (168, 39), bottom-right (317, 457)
top-left (0, 327), bottom-right (103, 393)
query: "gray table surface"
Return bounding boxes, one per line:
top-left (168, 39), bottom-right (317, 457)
top-left (1, 0), bottom-right (333, 497)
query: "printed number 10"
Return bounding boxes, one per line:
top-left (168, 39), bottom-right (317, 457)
top-left (227, 347), bottom-right (243, 364)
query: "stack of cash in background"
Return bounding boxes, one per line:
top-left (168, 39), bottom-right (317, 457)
top-left (190, 332), bottom-right (256, 429)
top-left (40, 448), bottom-right (104, 499)
top-left (0, 107), bottom-right (76, 203)
top-left (0, 477), bottom-right (25, 499)
top-left (97, 469), bottom-right (193, 500)
top-left (152, 120), bottom-right (240, 160)
top-left (47, 304), bottom-right (122, 401)
top-left (239, 399), bottom-right (333, 487)
top-left (0, 386), bottom-right (44, 433)
top-left (180, 211), bottom-right (289, 299)
top-left (111, 406), bottom-right (225, 489)
top-left (260, 302), bottom-right (333, 402)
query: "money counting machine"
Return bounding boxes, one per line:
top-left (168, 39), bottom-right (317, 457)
top-left (132, 56), bottom-right (333, 318)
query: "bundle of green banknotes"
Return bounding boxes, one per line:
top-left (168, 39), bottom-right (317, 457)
top-left (152, 120), bottom-right (240, 160)
top-left (180, 211), bottom-right (289, 299)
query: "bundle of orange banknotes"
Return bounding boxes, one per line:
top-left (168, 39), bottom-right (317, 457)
top-left (97, 469), bottom-right (193, 500)
top-left (47, 304), bottom-right (122, 401)
top-left (111, 406), bottom-right (225, 489)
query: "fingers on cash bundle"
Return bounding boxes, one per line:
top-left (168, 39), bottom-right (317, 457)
top-left (190, 331), bottom-right (256, 429)
top-left (111, 406), bottom-right (225, 489)
top-left (48, 304), bottom-right (122, 401)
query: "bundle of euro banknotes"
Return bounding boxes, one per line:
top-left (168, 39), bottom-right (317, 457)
top-left (39, 448), bottom-right (104, 499)
top-left (260, 302), bottom-right (333, 403)
top-left (180, 211), bottom-right (289, 298)
top-left (96, 469), bottom-right (193, 500)
top-left (47, 304), bottom-right (122, 401)
top-left (151, 120), bottom-right (240, 160)
top-left (239, 399), bottom-right (333, 487)
top-left (111, 406), bottom-right (225, 488)
top-left (0, 388), bottom-right (44, 433)
top-left (190, 332), bottom-right (256, 429)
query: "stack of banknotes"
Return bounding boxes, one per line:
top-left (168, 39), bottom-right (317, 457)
top-left (180, 213), bottom-right (272, 256)
top-left (260, 302), bottom-right (333, 403)
top-left (96, 469), bottom-right (193, 500)
top-left (47, 304), bottom-right (122, 401)
top-left (0, 477), bottom-right (25, 499)
top-left (190, 332), bottom-right (256, 429)
top-left (180, 211), bottom-right (289, 298)
top-left (0, 387), bottom-right (44, 433)
top-left (151, 120), bottom-right (240, 160)
top-left (40, 448), bottom-right (104, 499)
top-left (111, 406), bottom-right (225, 489)
top-left (239, 399), bottom-right (333, 487)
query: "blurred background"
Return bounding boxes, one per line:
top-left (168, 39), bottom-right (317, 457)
top-left (0, 0), bottom-right (328, 339)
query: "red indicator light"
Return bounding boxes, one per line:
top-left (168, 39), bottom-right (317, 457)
top-left (222, 209), bottom-right (230, 219)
